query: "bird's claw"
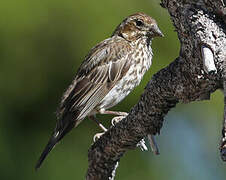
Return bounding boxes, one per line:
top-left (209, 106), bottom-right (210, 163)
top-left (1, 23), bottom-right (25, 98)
top-left (120, 112), bottom-right (128, 116)
top-left (110, 114), bottom-right (148, 152)
top-left (111, 116), bottom-right (126, 126)
top-left (93, 132), bottom-right (105, 142)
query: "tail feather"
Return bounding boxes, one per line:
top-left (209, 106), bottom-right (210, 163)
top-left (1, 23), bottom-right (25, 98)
top-left (35, 120), bottom-right (75, 170)
top-left (35, 134), bottom-right (58, 170)
top-left (35, 111), bottom-right (82, 170)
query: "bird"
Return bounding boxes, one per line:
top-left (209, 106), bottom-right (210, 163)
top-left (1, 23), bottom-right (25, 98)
top-left (35, 12), bottom-right (163, 170)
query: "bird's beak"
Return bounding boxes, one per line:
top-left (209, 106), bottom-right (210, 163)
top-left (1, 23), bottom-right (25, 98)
top-left (152, 24), bottom-right (164, 37)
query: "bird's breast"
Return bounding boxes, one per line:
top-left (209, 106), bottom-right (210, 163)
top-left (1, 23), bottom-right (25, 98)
top-left (97, 44), bottom-right (153, 110)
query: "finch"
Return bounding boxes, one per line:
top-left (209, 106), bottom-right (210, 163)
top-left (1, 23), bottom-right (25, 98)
top-left (35, 12), bottom-right (163, 169)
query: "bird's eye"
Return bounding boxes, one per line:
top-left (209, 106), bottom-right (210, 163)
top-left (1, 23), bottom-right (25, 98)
top-left (135, 20), bottom-right (144, 27)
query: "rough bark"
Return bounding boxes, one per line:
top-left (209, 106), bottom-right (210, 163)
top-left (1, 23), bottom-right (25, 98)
top-left (86, 0), bottom-right (226, 179)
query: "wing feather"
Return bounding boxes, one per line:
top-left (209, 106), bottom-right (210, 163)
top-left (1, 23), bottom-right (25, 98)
top-left (57, 36), bottom-right (132, 127)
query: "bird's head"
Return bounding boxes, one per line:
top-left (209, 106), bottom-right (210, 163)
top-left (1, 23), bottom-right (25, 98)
top-left (112, 12), bottom-right (164, 42)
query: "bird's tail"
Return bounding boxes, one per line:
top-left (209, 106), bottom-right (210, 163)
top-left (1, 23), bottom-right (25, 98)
top-left (35, 116), bottom-right (76, 170)
top-left (35, 134), bottom-right (58, 170)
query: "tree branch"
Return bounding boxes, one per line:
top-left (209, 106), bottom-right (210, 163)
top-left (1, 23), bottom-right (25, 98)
top-left (86, 0), bottom-right (226, 179)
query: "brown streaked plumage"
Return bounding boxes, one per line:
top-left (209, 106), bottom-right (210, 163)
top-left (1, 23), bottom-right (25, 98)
top-left (35, 12), bottom-right (163, 169)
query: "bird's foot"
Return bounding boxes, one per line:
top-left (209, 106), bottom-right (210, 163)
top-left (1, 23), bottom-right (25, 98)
top-left (89, 115), bottom-right (108, 132)
top-left (110, 114), bottom-right (149, 152)
top-left (99, 109), bottom-right (128, 116)
top-left (111, 116), bottom-right (126, 126)
top-left (93, 132), bottom-right (105, 142)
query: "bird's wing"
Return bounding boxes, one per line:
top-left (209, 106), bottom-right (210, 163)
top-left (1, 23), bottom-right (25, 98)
top-left (58, 36), bottom-right (132, 126)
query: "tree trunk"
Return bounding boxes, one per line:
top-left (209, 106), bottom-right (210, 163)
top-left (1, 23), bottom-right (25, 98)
top-left (86, 0), bottom-right (226, 179)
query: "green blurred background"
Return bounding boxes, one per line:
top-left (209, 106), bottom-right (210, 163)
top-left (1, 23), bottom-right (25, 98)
top-left (0, 0), bottom-right (225, 179)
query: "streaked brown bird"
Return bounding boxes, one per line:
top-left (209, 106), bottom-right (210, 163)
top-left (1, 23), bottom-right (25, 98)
top-left (35, 12), bottom-right (163, 169)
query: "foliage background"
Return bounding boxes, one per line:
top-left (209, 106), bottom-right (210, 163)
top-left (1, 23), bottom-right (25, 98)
top-left (0, 0), bottom-right (225, 179)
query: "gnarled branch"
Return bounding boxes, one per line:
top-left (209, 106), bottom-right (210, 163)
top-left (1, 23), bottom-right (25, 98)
top-left (86, 0), bottom-right (226, 179)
